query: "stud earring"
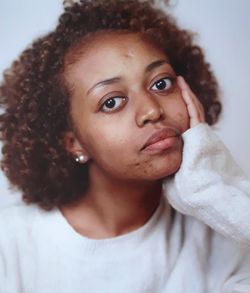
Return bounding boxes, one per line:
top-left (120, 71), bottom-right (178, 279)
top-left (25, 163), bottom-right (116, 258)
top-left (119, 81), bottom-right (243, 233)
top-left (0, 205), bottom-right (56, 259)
top-left (75, 155), bottom-right (87, 164)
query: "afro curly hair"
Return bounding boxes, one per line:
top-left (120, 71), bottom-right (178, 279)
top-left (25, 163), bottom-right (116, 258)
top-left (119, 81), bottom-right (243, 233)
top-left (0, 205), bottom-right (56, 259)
top-left (0, 0), bottom-right (222, 210)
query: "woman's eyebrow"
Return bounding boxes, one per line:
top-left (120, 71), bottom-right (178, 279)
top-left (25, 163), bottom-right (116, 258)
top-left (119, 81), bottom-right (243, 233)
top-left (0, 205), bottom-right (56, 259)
top-left (87, 77), bottom-right (121, 95)
top-left (87, 59), bottom-right (169, 95)
top-left (145, 59), bottom-right (170, 73)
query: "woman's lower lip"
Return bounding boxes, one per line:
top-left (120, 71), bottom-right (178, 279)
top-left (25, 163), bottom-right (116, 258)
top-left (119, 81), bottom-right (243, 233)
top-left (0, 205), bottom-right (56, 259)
top-left (142, 136), bottom-right (180, 153)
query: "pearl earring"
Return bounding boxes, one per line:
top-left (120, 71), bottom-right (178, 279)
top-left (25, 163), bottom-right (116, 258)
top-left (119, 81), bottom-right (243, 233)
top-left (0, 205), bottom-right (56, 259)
top-left (75, 155), bottom-right (87, 163)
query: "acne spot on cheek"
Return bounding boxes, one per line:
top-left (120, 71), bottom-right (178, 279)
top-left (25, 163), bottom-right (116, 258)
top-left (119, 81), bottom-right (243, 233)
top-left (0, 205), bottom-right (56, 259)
top-left (174, 112), bottom-right (189, 132)
top-left (132, 159), bottom-right (154, 175)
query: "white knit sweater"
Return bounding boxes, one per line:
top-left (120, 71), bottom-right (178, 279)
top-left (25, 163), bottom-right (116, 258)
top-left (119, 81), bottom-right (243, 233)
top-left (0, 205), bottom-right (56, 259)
top-left (0, 124), bottom-right (249, 293)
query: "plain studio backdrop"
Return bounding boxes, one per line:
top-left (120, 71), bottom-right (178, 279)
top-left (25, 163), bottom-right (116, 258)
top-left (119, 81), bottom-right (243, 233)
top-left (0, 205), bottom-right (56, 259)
top-left (0, 0), bottom-right (249, 207)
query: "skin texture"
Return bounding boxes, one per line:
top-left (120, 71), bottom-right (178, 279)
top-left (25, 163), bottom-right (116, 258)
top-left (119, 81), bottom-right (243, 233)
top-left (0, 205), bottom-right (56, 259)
top-left (66, 33), bottom-right (189, 181)
top-left (61, 33), bottom-right (205, 239)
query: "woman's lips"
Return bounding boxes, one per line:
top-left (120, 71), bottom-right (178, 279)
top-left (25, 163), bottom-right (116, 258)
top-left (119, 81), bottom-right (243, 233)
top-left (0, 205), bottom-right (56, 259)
top-left (141, 128), bottom-right (181, 153)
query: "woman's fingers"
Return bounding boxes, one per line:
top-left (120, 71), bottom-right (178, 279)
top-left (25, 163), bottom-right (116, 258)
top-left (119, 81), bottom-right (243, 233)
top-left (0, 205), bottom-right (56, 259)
top-left (177, 76), bottom-right (205, 128)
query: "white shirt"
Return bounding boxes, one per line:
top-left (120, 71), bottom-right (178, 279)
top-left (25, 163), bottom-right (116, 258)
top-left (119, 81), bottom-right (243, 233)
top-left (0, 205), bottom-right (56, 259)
top-left (0, 124), bottom-right (250, 293)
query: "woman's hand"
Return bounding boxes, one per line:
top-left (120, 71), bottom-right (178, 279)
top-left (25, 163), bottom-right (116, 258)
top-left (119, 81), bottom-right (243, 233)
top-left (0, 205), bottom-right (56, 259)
top-left (177, 76), bottom-right (205, 128)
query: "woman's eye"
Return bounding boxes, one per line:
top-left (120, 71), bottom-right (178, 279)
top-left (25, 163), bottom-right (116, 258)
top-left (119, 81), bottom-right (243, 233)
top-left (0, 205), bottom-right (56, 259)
top-left (151, 77), bottom-right (173, 91)
top-left (100, 96), bottom-right (126, 112)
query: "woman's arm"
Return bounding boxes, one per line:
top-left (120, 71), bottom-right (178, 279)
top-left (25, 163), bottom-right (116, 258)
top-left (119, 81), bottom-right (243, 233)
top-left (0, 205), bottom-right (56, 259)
top-left (163, 77), bottom-right (250, 248)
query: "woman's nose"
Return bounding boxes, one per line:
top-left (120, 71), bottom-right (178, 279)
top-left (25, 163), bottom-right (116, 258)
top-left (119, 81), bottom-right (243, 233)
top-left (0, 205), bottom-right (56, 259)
top-left (135, 93), bottom-right (164, 127)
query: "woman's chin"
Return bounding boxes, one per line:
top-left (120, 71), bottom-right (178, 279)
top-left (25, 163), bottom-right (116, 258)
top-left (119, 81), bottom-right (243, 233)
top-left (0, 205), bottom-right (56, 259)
top-left (141, 155), bottom-right (182, 182)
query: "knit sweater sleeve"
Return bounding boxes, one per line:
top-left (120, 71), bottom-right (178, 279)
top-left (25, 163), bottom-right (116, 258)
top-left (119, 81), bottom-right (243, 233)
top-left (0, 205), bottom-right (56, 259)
top-left (222, 255), bottom-right (250, 293)
top-left (163, 123), bottom-right (250, 249)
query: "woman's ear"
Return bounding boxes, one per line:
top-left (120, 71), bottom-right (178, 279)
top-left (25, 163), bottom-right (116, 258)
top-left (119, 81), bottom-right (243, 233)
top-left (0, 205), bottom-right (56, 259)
top-left (64, 131), bottom-right (90, 164)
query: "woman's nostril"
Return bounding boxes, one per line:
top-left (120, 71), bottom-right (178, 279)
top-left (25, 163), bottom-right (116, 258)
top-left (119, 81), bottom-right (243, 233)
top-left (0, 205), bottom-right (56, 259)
top-left (143, 119), bottom-right (151, 125)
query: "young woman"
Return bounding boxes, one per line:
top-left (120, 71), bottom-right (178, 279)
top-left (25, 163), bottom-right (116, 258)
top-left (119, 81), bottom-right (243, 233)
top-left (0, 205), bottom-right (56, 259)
top-left (0, 0), bottom-right (249, 292)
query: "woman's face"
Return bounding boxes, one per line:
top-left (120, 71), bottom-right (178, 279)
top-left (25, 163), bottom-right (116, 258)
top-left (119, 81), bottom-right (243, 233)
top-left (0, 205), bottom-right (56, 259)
top-left (64, 33), bottom-right (189, 183)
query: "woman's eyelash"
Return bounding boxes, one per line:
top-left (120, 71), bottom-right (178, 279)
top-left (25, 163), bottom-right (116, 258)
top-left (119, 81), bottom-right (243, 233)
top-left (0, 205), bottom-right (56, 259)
top-left (100, 96), bottom-right (126, 113)
top-left (151, 76), bottom-right (176, 91)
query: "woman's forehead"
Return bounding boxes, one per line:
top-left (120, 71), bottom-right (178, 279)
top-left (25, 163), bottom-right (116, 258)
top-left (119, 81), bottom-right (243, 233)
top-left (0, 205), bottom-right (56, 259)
top-left (61, 32), bottom-right (173, 103)
top-left (63, 33), bottom-right (170, 88)
top-left (64, 31), bottom-right (168, 68)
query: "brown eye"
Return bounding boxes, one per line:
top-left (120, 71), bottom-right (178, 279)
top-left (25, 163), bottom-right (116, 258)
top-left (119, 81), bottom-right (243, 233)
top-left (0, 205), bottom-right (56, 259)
top-left (151, 77), bottom-right (173, 91)
top-left (101, 96), bottom-right (126, 113)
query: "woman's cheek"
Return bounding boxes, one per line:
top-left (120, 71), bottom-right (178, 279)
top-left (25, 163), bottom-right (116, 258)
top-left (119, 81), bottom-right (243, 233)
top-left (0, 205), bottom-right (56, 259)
top-left (178, 111), bottom-right (190, 133)
top-left (167, 98), bottom-right (190, 133)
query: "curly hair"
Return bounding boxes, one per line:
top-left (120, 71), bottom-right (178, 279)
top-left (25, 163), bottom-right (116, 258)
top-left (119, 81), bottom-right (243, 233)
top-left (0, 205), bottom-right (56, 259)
top-left (0, 0), bottom-right (222, 210)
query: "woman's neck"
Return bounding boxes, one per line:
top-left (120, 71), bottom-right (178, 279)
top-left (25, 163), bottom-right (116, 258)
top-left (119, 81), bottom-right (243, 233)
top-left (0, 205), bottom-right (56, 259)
top-left (60, 167), bottom-right (162, 239)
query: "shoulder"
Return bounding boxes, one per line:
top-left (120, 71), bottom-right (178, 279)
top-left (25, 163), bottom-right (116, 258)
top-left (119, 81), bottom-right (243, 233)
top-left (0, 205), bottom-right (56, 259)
top-left (0, 202), bottom-right (62, 260)
top-left (0, 202), bottom-right (40, 227)
top-left (0, 203), bottom-right (37, 242)
top-left (0, 202), bottom-right (55, 243)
